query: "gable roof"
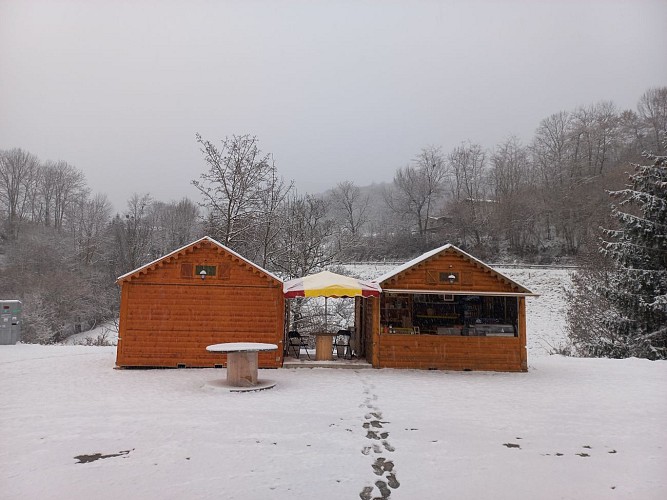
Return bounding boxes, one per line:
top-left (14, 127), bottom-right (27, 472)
top-left (374, 243), bottom-right (536, 296)
top-left (116, 236), bottom-right (282, 284)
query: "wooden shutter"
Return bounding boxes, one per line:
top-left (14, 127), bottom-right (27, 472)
top-left (218, 263), bottom-right (231, 280)
top-left (180, 263), bottom-right (193, 278)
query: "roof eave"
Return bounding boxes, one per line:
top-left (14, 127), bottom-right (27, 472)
top-left (381, 288), bottom-right (540, 297)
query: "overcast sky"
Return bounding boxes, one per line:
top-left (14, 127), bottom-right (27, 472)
top-left (1, 0), bottom-right (666, 211)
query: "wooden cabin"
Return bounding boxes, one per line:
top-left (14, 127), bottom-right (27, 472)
top-left (357, 244), bottom-right (536, 372)
top-left (115, 237), bottom-right (284, 368)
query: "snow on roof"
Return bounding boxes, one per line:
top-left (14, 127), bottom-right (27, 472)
top-left (374, 243), bottom-right (535, 295)
top-left (374, 243), bottom-right (452, 283)
top-left (116, 236), bottom-right (282, 284)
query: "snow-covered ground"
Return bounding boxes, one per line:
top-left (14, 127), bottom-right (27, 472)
top-left (63, 321), bottom-right (119, 346)
top-left (2, 266), bottom-right (665, 499)
top-left (1, 345), bottom-right (665, 499)
top-left (495, 267), bottom-right (571, 357)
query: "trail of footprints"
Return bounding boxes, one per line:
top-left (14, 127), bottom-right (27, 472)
top-left (503, 438), bottom-right (619, 458)
top-left (359, 381), bottom-right (400, 500)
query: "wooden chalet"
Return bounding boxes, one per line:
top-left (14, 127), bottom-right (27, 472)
top-left (115, 237), bottom-right (284, 368)
top-left (356, 244), bottom-right (536, 372)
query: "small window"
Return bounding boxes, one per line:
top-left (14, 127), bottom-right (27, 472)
top-left (195, 265), bottom-right (217, 277)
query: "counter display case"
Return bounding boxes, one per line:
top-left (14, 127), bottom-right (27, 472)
top-left (380, 294), bottom-right (518, 337)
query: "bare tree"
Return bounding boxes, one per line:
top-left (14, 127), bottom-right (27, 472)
top-left (491, 137), bottom-right (530, 199)
top-left (446, 142), bottom-right (488, 246)
top-left (0, 148), bottom-right (40, 239)
top-left (332, 180), bottom-right (369, 238)
top-left (637, 87), bottom-right (667, 153)
top-left (111, 193), bottom-right (157, 274)
top-left (50, 161), bottom-right (87, 230)
top-left (385, 146), bottom-right (447, 237)
top-left (37, 161), bottom-right (58, 226)
top-left (569, 101), bottom-right (621, 177)
top-left (73, 193), bottom-right (113, 266)
top-left (192, 133), bottom-right (274, 249)
top-left (273, 193), bottom-right (335, 278)
top-left (531, 111), bottom-right (571, 187)
top-left (447, 142), bottom-right (486, 202)
top-left (618, 109), bottom-right (647, 158)
top-left (251, 161), bottom-right (293, 268)
top-left (490, 137), bottom-right (537, 253)
top-left (151, 197), bottom-right (202, 255)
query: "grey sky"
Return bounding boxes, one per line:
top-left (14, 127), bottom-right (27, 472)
top-left (1, 0), bottom-right (666, 211)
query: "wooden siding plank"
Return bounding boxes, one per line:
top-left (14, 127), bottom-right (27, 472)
top-left (374, 332), bottom-right (524, 371)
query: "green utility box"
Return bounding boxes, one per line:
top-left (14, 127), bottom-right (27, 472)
top-left (0, 300), bottom-right (21, 345)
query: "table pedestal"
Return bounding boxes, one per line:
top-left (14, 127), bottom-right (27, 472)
top-left (315, 334), bottom-right (334, 361)
top-left (227, 351), bottom-right (258, 387)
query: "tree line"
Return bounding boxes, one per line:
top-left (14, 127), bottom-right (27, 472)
top-left (0, 86), bottom-right (665, 344)
top-left (366, 87), bottom-right (666, 262)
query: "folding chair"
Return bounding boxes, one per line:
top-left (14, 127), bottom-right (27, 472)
top-left (288, 331), bottom-right (311, 360)
top-left (332, 329), bottom-right (351, 359)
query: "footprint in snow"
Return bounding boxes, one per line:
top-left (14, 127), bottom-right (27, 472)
top-left (382, 440), bottom-right (395, 452)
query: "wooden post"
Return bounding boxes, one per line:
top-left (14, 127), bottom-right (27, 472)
top-left (371, 296), bottom-right (380, 368)
top-left (518, 297), bottom-right (528, 372)
top-left (115, 284), bottom-right (130, 365)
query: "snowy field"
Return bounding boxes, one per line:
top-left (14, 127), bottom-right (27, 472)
top-left (1, 266), bottom-right (666, 499)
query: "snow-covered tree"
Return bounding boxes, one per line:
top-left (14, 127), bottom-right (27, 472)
top-left (567, 153), bottom-right (667, 359)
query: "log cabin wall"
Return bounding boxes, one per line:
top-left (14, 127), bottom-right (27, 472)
top-left (376, 335), bottom-right (523, 371)
top-left (116, 239), bottom-right (284, 368)
top-left (376, 247), bottom-right (530, 372)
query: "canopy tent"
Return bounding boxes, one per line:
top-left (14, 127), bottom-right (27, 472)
top-left (283, 271), bottom-right (381, 333)
top-left (283, 270), bottom-right (381, 299)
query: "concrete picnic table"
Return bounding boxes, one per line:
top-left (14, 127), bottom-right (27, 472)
top-left (206, 342), bottom-right (278, 391)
